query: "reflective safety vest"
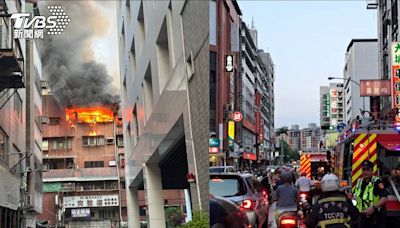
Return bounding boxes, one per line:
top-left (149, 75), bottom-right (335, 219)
top-left (316, 196), bottom-right (351, 228)
top-left (353, 176), bottom-right (379, 212)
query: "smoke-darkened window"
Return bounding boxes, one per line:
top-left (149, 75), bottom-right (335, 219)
top-left (84, 161), bottom-right (104, 168)
top-left (82, 136), bottom-right (105, 147)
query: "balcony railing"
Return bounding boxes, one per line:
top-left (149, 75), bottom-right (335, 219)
top-left (0, 15), bottom-right (24, 91)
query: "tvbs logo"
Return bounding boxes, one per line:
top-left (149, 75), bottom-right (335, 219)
top-left (11, 6), bottom-right (70, 39)
top-left (11, 14), bottom-right (57, 29)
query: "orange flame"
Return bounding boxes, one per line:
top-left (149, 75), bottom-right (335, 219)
top-left (66, 106), bottom-right (114, 124)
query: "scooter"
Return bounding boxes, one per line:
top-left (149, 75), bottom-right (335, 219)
top-left (298, 192), bottom-right (311, 216)
top-left (277, 207), bottom-right (302, 228)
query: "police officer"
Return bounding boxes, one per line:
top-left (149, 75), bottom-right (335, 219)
top-left (352, 160), bottom-right (388, 228)
top-left (305, 173), bottom-right (359, 228)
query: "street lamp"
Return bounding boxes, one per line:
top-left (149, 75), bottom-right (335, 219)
top-left (327, 77), bottom-right (365, 113)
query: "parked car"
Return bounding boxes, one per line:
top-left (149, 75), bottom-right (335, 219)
top-left (209, 166), bottom-right (236, 173)
top-left (210, 173), bottom-right (269, 228)
top-left (209, 194), bottom-right (249, 228)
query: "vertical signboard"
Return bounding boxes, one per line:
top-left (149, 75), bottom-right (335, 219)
top-left (228, 121), bottom-right (235, 149)
top-left (392, 42), bottom-right (400, 109)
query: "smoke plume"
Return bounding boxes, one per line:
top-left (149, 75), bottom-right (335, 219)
top-left (38, 1), bottom-right (120, 107)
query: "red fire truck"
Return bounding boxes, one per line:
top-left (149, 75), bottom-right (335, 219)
top-left (334, 120), bottom-right (400, 221)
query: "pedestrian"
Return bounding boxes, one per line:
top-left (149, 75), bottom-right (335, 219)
top-left (351, 160), bottom-right (388, 228)
top-left (305, 173), bottom-right (359, 228)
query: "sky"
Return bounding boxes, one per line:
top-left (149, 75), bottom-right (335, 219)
top-left (238, 0), bottom-right (378, 129)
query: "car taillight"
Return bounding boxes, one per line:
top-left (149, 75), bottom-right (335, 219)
top-left (281, 218), bottom-right (296, 225)
top-left (241, 199), bottom-right (253, 209)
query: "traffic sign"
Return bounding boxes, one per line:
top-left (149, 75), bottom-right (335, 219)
top-left (232, 111), bottom-right (243, 122)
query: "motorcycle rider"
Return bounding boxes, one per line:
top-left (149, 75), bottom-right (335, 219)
top-left (305, 173), bottom-right (359, 228)
top-left (274, 172), bottom-right (299, 224)
top-left (295, 171), bottom-right (314, 207)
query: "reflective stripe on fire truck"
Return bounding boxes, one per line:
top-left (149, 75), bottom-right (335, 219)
top-left (300, 154), bottom-right (311, 178)
top-left (351, 133), bottom-right (378, 192)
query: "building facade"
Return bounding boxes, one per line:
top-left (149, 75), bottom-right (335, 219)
top-left (117, 0), bottom-right (209, 227)
top-left (37, 95), bottom-right (127, 227)
top-left (320, 86), bottom-right (330, 128)
top-left (320, 83), bottom-right (344, 129)
top-left (374, 0), bottom-right (400, 121)
top-left (209, 0), bottom-right (241, 166)
top-left (300, 123), bottom-right (321, 151)
top-left (0, 0), bottom-right (43, 227)
top-left (343, 39), bottom-right (379, 124)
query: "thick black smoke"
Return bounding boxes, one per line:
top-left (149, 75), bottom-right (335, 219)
top-left (38, 2), bottom-right (120, 107)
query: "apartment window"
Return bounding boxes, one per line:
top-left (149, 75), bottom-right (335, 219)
top-left (84, 161), bottom-right (104, 168)
top-left (143, 64), bottom-right (154, 121)
top-left (137, 0), bottom-right (145, 54)
top-left (82, 136), bottom-right (105, 146)
top-left (156, 17), bottom-right (171, 92)
top-left (209, 0), bottom-right (217, 45)
top-left (49, 117), bottom-right (60, 125)
top-left (42, 140), bottom-right (49, 151)
top-left (49, 138), bottom-right (72, 150)
top-left (125, 0), bottom-right (131, 26)
top-left (0, 129), bottom-right (8, 164)
top-left (14, 92), bottom-right (22, 122)
top-left (116, 135), bottom-right (124, 147)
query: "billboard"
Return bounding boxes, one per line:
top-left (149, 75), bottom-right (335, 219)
top-left (360, 80), bottom-right (391, 97)
top-left (228, 121), bottom-right (235, 149)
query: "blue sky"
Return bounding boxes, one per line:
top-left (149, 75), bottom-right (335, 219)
top-left (238, 1), bottom-right (377, 129)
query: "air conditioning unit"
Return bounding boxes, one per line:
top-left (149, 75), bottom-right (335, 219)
top-left (39, 116), bottom-right (49, 124)
top-left (76, 186), bottom-right (83, 191)
top-left (106, 137), bottom-right (114, 145)
top-left (25, 194), bottom-right (32, 207)
top-left (40, 80), bottom-right (48, 89)
top-left (109, 160), bottom-right (117, 167)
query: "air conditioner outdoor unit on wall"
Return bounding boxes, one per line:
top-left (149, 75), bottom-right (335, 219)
top-left (39, 116), bottom-right (48, 124)
top-left (25, 194), bottom-right (32, 207)
top-left (109, 160), bottom-right (117, 167)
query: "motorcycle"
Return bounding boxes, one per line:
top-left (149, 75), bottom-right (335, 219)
top-left (277, 207), bottom-right (304, 228)
top-left (298, 192), bottom-right (311, 217)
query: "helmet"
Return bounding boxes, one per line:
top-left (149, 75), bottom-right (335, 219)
top-left (321, 173), bottom-right (340, 192)
top-left (281, 172), bottom-right (293, 183)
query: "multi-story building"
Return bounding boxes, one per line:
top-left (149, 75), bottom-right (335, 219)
top-left (0, 0), bottom-right (43, 227)
top-left (258, 50), bottom-right (275, 155)
top-left (236, 21), bottom-right (275, 168)
top-left (300, 123), bottom-right (321, 151)
top-left (287, 125), bottom-right (301, 152)
top-left (117, 0), bottom-right (209, 227)
top-left (320, 83), bottom-right (344, 129)
top-left (376, 0), bottom-right (398, 119)
top-left (209, 0), bottom-right (241, 166)
top-left (320, 86), bottom-right (330, 128)
top-left (38, 95), bottom-right (127, 227)
top-left (343, 39), bottom-right (379, 124)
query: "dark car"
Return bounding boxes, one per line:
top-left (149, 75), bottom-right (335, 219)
top-left (209, 194), bottom-right (249, 228)
top-left (210, 173), bottom-right (269, 228)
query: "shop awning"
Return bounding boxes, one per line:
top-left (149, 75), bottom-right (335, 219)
top-left (379, 141), bottom-right (400, 151)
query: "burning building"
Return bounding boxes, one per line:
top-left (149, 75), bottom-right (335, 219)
top-left (37, 95), bottom-right (127, 227)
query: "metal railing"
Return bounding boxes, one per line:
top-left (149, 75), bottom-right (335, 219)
top-left (0, 15), bottom-right (24, 70)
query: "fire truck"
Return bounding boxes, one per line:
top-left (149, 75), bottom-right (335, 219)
top-left (334, 120), bottom-right (400, 219)
top-left (299, 151), bottom-right (332, 189)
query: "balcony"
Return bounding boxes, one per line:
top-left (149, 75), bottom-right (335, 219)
top-left (0, 16), bottom-right (24, 91)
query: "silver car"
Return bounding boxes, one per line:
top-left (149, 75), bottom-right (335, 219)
top-left (210, 173), bottom-right (269, 228)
